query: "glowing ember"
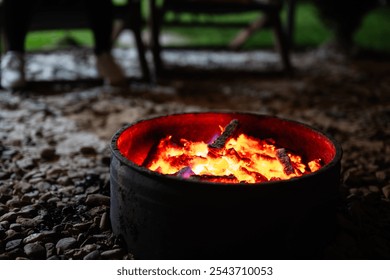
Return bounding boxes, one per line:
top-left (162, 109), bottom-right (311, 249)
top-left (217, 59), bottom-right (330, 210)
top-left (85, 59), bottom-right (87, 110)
top-left (145, 120), bottom-right (322, 183)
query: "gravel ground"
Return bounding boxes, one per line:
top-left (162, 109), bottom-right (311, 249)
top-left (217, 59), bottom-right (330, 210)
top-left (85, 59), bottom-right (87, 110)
top-left (0, 47), bottom-right (389, 259)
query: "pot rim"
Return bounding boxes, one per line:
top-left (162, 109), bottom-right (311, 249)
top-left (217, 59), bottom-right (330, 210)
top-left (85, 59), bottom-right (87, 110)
top-left (110, 111), bottom-right (343, 188)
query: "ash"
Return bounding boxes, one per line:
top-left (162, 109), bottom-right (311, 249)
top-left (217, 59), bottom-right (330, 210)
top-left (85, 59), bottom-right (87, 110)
top-left (0, 46), bottom-right (389, 259)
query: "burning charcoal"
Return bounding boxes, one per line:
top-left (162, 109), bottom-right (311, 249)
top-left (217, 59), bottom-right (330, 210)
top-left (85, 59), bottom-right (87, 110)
top-left (276, 148), bottom-right (294, 175)
top-left (191, 174), bottom-right (239, 184)
top-left (239, 167), bottom-right (268, 183)
top-left (140, 116), bottom-right (326, 184)
top-left (269, 177), bottom-right (282, 181)
top-left (175, 167), bottom-right (194, 179)
top-left (208, 119), bottom-right (239, 149)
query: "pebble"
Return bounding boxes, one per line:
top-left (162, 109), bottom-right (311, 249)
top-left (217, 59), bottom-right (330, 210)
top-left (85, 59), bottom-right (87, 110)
top-left (53, 224), bottom-right (63, 233)
top-left (100, 248), bottom-right (125, 259)
top-left (17, 205), bottom-right (38, 218)
top-left (85, 194), bottom-right (110, 207)
top-left (6, 239), bottom-right (23, 251)
top-left (37, 181), bottom-right (53, 191)
top-left (73, 249), bottom-right (87, 259)
top-left (349, 188), bottom-right (358, 195)
top-left (28, 177), bottom-right (43, 184)
top-left (56, 237), bottom-right (77, 254)
top-left (45, 243), bottom-right (55, 258)
top-left (47, 255), bottom-right (63, 260)
top-left (45, 167), bottom-right (64, 179)
top-left (99, 212), bottom-right (110, 230)
top-left (23, 232), bottom-right (45, 244)
top-left (6, 197), bottom-right (29, 208)
top-left (16, 216), bottom-right (43, 228)
top-left (0, 205), bottom-right (8, 216)
top-left (1, 149), bottom-right (17, 160)
top-left (9, 223), bottom-right (22, 232)
top-left (0, 212), bottom-right (17, 222)
top-left (376, 171), bottom-right (387, 183)
top-left (101, 156), bottom-right (110, 166)
top-left (0, 172), bottom-right (9, 180)
top-left (40, 147), bottom-right (57, 161)
top-left (368, 185), bottom-right (380, 193)
top-left (23, 230), bottom-right (57, 244)
top-left (20, 195), bottom-right (32, 204)
top-left (24, 242), bottom-right (46, 259)
top-left (23, 190), bottom-right (40, 199)
top-left (6, 248), bottom-right (24, 259)
top-left (5, 229), bottom-right (25, 242)
top-left (0, 194), bottom-right (12, 204)
top-left (83, 250), bottom-right (101, 260)
top-left (86, 186), bottom-right (100, 195)
top-left (14, 181), bottom-right (32, 193)
top-left (80, 146), bottom-right (97, 155)
top-left (73, 222), bottom-right (93, 231)
top-left (58, 185), bottom-right (75, 195)
top-left (61, 205), bottom-right (75, 216)
top-left (383, 185), bottom-right (390, 199)
top-left (47, 197), bottom-right (60, 204)
top-left (358, 187), bottom-right (370, 196)
top-left (16, 158), bottom-right (35, 170)
top-left (0, 220), bottom-right (10, 229)
top-left (81, 244), bottom-right (98, 253)
top-left (39, 192), bottom-right (53, 202)
top-left (64, 249), bottom-right (77, 259)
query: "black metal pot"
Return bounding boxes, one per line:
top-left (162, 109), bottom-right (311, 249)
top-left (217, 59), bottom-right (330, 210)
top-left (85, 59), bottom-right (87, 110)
top-left (110, 112), bottom-right (342, 259)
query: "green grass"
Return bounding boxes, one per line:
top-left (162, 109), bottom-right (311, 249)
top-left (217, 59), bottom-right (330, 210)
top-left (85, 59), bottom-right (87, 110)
top-left (162, 11), bottom-right (274, 48)
top-left (291, 3), bottom-right (331, 48)
top-left (162, 3), bottom-right (389, 52)
top-left (26, 30), bottom-right (93, 51)
top-left (24, 2), bottom-right (389, 53)
top-left (355, 7), bottom-right (390, 52)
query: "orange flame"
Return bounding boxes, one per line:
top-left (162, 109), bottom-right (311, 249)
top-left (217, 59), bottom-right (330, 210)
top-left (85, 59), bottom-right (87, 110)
top-left (146, 130), bottom-right (322, 183)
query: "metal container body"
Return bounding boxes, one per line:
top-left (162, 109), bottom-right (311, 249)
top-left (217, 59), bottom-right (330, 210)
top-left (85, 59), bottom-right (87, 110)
top-left (110, 112), bottom-right (342, 259)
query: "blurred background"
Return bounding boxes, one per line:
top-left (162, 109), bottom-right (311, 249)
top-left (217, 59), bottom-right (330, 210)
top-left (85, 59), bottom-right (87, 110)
top-left (22, 0), bottom-right (389, 54)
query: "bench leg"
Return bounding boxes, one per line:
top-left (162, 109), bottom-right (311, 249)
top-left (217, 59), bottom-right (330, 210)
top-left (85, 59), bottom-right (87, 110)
top-left (130, 1), bottom-right (151, 82)
top-left (272, 13), bottom-right (292, 72)
top-left (149, 0), bottom-right (163, 76)
top-left (229, 15), bottom-right (268, 51)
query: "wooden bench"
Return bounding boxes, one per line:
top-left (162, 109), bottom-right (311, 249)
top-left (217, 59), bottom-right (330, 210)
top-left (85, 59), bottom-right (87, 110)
top-left (148, 0), bottom-right (296, 76)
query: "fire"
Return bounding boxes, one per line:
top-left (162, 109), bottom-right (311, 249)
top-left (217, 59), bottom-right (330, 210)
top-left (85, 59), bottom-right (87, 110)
top-left (145, 120), bottom-right (322, 183)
